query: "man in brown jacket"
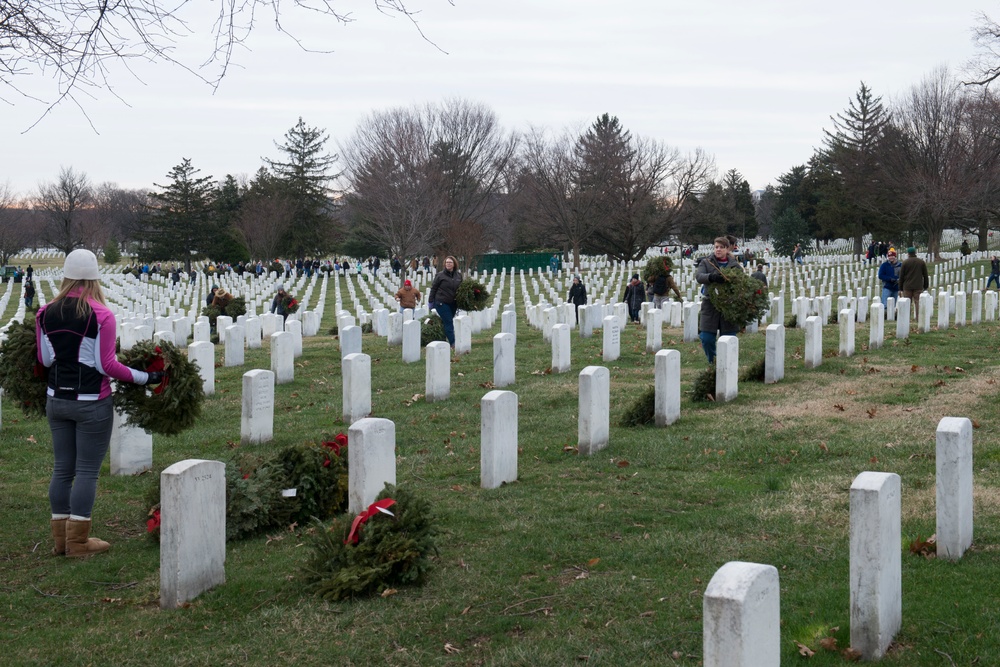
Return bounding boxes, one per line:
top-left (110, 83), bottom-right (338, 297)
top-left (900, 246), bottom-right (929, 321)
top-left (395, 279), bottom-right (422, 312)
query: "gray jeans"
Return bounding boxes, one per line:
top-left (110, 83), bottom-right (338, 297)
top-left (47, 396), bottom-right (114, 518)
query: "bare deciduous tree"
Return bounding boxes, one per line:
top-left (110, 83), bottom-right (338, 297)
top-left (342, 99), bottom-right (516, 283)
top-left (3, 1), bottom-right (447, 120)
top-left (0, 182), bottom-right (33, 265)
top-left (886, 68), bottom-right (1000, 258)
top-left (517, 127), bottom-right (602, 270)
top-left (236, 193), bottom-right (296, 262)
top-left (35, 166), bottom-right (92, 253)
top-left (89, 183), bottom-right (148, 254)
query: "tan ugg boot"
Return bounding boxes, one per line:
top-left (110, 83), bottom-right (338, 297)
top-left (51, 518), bottom-right (68, 555)
top-left (65, 519), bottom-right (110, 558)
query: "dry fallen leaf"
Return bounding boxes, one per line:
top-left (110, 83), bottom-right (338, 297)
top-left (833, 404), bottom-right (845, 412)
top-left (380, 588), bottom-right (398, 598)
top-left (443, 643), bottom-right (461, 654)
top-left (617, 460), bottom-right (630, 468)
top-left (587, 558), bottom-right (600, 567)
top-left (842, 647), bottom-right (862, 661)
top-left (819, 636), bottom-right (838, 651)
top-left (796, 642), bottom-right (815, 657)
top-left (27, 435), bottom-right (37, 444)
top-left (639, 610), bottom-right (655, 617)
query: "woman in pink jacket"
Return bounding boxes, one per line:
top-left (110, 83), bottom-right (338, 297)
top-left (36, 250), bottom-right (163, 558)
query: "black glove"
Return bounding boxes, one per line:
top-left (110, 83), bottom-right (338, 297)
top-left (145, 371), bottom-right (165, 386)
top-left (708, 273), bottom-right (726, 284)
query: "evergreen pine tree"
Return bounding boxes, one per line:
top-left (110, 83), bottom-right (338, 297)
top-left (143, 159), bottom-right (216, 273)
top-left (264, 118), bottom-right (339, 258)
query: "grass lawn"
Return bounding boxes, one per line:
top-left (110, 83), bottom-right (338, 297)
top-left (2, 267), bottom-right (1000, 665)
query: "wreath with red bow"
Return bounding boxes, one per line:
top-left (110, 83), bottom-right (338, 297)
top-left (303, 484), bottom-right (437, 600)
top-left (114, 340), bottom-right (205, 435)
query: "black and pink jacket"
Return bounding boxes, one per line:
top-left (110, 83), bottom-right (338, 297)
top-left (36, 290), bottom-right (148, 401)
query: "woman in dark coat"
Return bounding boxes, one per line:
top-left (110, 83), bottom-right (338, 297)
top-left (428, 255), bottom-right (463, 347)
top-left (622, 273), bottom-right (644, 323)
top-left (695, 236), bottom-right (739, 363)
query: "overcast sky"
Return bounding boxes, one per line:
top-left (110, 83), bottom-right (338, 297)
top-left (3, 0), bottom-right (992, 198)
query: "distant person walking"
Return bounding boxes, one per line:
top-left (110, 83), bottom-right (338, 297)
top-left (428, 256), bottom-right (462, 347)
top-left (988, 256), bottom-right (1000, 290)
top-left (622, 273), bottom-right (644, 323)
top-left (900, 247), bottom-right (929, 321)
top-left (878, 248), bottom-right (901, 306)
top-left (568, 275), bottom-right (588, 322)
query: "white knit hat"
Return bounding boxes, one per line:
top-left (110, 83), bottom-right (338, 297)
top-left (63, 249), bottom-right (100, 280)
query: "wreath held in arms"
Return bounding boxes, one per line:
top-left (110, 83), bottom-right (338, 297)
top-left (641, 255), bottom-right (673, 282)
top-left (0, 316), bottom-right (49, 418)
top-left (454, 279), bottom-right (491, 312)
top-left (114, 340), bottom-right (205, 436)
top-left (705, 266), bottom-right (770, 327)
top-left (282, 294), bottom-right (300, 314)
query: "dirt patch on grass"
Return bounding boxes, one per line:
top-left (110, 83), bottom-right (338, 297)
top-left (754, 477), bottom-right (851, 528)
top-left (758, 365), bottom-right (1000, 433)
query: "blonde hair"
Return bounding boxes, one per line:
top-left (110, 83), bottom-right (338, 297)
top-left (50, 278), bottom-right (106, 318)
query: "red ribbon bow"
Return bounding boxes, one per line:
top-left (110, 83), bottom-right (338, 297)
top-left (145, 347), bottom-right (169, 394)
top-left (322, 433), bottom-right (348, 457)
top-left (345, 498), bottom-right (396, 545)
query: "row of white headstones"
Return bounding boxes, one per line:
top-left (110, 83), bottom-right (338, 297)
top-left (8, 259), bottom-right (982, 643)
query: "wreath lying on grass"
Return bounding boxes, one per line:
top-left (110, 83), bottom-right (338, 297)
top-left (690, 365), bottom-right (717, 403)
top-left (420, 313), bottom-right (447, 347)
top-left (705, 266), bottom-right (770, 327)
top-left (114, 340), bottom-right (205, 436)
top-left (302, 483), bottom-right (437, 600)
top-left (0, 316), bottom-right (48, 418)
top-left (455, 279), bottom-right (491, 312)
top-left (641, 256), bottom-right (673, 282)
top-left (619, 386), bottom-right (656, 427)
top-left (146, 435), bottom-right (350, 542)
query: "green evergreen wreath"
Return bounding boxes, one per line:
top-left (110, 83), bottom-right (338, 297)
top-left (455, 279), bottom-right (491, 312)
top-left (618, 386), bottom-right (656, 427)
top-left (420, 313), bottom-right (447, 347)
top-left (302, 484), bottom-right (437, 600)
top-left (690, 365), bottom-right (717, 403)
top-left (641, 255), bottom-right (674, 282)
top-left (705, 267), bottom-right (770, 327)
top-left (114, 340), bottom-right (205, 436)
top-left (0, 316), bottom-right (48, 418)
top-left (282, 294), bottom-right (300, 314)
top-left (269, 441), bottom-right (349, 526)
top-left (201, 296), bottom-right (247, 328)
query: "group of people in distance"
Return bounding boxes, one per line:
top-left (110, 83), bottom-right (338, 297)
top-left (878, 246), bottom-right (929, 319)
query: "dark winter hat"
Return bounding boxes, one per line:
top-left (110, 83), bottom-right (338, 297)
top-left (631, 273), bottom-right (639, 280)
top-left (907, 247), bottom-right (916, 255)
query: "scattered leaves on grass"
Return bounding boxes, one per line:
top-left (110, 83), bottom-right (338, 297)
top-left (796, 641), bottom-right (815, 657)
top-left (866, 408), bottom-right (877, 419)
top-left (616, 460), bottom-right (630, 468)
top-left (27, 435), bottom-right (36, 444)
top-left (973, 420), bottom-right (981, 428)
top-left (819, 442), bottom-right (829, 453)
top-left (869, 456), bottom-right (878, 463)
top-left (563, 445), bottom-right (578, 454)
top-left (380, 588), bottom-right (398, 597)
top-left (819, 636), bottom-right (838, 651)
top-left (911, 365), bottom-right (919, 372)
top-left (443, 643), bottom-right (461, 654)
top-left (833, 404), bottom-right (845, 412)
